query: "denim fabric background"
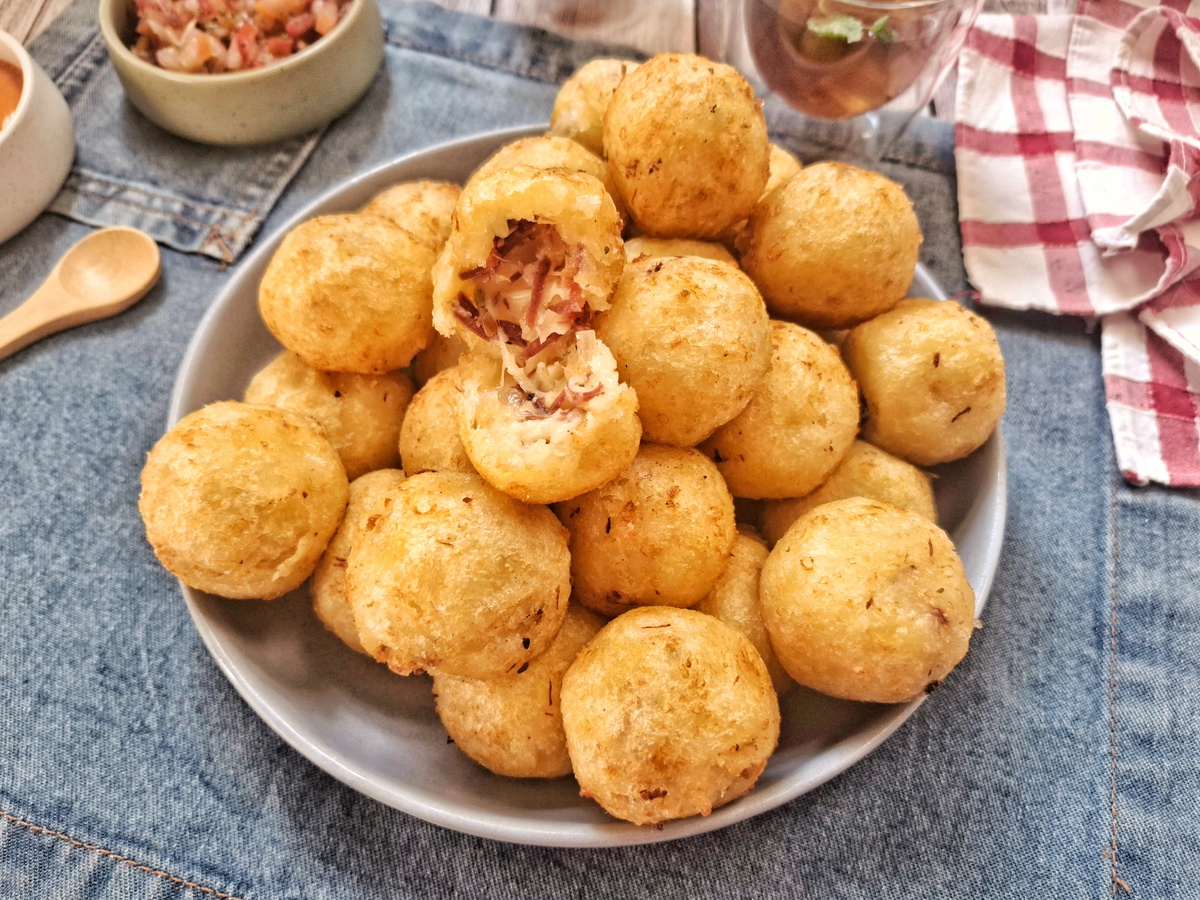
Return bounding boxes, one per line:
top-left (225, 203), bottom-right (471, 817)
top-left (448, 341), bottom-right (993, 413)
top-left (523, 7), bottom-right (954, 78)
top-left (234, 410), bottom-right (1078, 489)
top-left (1, 2), bottom-right (1198, 898)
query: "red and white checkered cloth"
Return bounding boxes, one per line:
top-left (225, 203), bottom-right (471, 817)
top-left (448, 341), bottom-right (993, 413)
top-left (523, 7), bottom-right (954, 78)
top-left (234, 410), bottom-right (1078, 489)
top-left (955, 0), bottom-right (1200, 486)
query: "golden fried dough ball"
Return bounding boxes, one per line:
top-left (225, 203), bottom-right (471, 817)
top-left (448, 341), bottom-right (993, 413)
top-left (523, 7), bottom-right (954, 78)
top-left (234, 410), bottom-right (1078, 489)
top-left (243, 351), bottom-right (414, 480)
top-left (432, 605), bottom-right (605, 779)
top-left (740, 162), bottom-right (920, 329)
top-left (398, 366), bottom-right (474, 477)
top-left (432, 165), bottom-right (624, 341)
top-left (139, 401), bottom-right (349, 600)
top-left (842, 299), bottom-right (1006, 466)
top-left (360, 180), bottom-right (461, 252)
top-left (258, 213), bottom-right (437, 374)
top-left (455, 347), bottom-right (640, 504)
top-left (699, 321), bottom-right (858, 499)
top-left (310, 468), bottom-right (406, 654)
top-left (724, 142), bottom-right (804, 253)
top-left (760, 497), bottom-right (975, 703)
top-left (466, 135), bottom-right (626, 222)
top-left (555, 443), bottom-right (736, 617)
top-left (694, 529), bottom-right (792, 696)
top-left (596, 256), bottom-right (769, 447)
top-left (623, 236), bottom-right (736, 266)
top-left (346, 471), bottom-right (570, 679)
top-left (549, 57), bottom-right (639, 157)
top-left (604, 53), bottom-right (769, 239)
top-left (760, 441), bottom-right (936, 546)
top-left (561, 606), bottom-right (780, 825)
top-left (411, 330), bottom-right (466, 387)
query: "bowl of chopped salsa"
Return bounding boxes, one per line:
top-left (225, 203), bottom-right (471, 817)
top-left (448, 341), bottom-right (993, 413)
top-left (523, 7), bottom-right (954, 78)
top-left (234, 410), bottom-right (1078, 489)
top-left (98, 0), bottom-right (384, 146)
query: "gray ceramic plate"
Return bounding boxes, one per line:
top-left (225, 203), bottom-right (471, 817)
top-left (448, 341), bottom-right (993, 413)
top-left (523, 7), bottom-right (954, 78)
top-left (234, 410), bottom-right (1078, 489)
top-left (169, 126), bottom-right (1007, 847)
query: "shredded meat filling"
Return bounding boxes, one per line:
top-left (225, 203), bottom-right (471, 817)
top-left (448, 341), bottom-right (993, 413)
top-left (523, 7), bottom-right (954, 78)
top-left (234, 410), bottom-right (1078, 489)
top-left (454, 219), bottom-right (604, 418)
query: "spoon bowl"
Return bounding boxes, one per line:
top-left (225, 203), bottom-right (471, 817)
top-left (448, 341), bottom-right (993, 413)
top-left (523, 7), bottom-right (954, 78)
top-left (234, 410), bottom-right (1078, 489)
top-left (0, 226), bottom-right (161, 363)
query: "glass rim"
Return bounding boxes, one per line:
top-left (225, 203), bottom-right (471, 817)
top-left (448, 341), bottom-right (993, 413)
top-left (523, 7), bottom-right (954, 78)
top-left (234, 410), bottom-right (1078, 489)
top-left (814, 0), bottom-right (978, 10)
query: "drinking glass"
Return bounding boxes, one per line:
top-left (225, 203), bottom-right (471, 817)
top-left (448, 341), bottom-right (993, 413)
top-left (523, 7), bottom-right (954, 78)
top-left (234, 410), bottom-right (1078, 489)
top-left (741, 0), bottom-right (984, 159)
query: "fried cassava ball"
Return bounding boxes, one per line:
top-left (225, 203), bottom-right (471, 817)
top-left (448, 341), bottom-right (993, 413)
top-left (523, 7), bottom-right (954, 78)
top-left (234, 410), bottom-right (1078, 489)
top-left (346, 470), bottom-right (570, 679)
top-left (561, 606), bottom-right (780, 825)
top-left (310, 468), bottom-right (407, 654)
top-left (760, 440), bottom-right (936, 546)
top-left (258, 213), bottom-right (437, 374)
top-left (699, 320), bottom-right (858, 499)
top-left (842, 299), bottom-right (1006, 466)
top-left (760, 497), bottom-right (975, 703)
top-left (555, 443), bottom-right (736, 617)
top-left (398, 366), bottom-right (474, 478)
top-left (433, 604), bottom-right (605, 779)
top-left (740, 162), bottom-right (920, 329)
top-left (694, 529), bottom-right (793, 696)
top-left (139, 401), bottom-right (349, 600)
top-left (360, 180), bottom-right (461, 253)
top-left (604, 53), bottom-right (769, 239)
top-left (550, 57), bottom-right (640, 157)
top-left (244, 350), bottom-right (414, 480)
top-left (595, 255), bottom-right (770, 447)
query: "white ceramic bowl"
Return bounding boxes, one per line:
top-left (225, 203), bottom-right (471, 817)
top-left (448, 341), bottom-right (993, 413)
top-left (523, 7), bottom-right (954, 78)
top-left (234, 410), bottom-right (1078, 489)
top-left (168, 126), bottom-right (1007, 846)
top-left (0, 29), bottom-right (74, 246)
top-left (98, 0), bottom-right (384, 146)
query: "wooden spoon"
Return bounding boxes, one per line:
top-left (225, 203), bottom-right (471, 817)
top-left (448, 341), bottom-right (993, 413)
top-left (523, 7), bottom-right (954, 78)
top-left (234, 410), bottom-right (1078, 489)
top-left (0, 226), bottom-right (162, 363)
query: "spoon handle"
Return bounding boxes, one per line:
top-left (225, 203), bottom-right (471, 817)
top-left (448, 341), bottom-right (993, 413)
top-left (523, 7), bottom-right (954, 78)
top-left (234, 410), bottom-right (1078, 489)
top-left (0, 282), bottom-right (102, 363)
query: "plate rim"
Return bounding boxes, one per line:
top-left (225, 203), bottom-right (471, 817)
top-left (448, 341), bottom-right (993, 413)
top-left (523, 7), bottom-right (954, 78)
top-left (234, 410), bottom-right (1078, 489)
top-left (167, 125), bottom-right (1008, 847)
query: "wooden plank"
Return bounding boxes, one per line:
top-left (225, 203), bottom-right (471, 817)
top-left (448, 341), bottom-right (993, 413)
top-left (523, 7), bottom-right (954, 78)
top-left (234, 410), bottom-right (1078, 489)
top-left (0, 0), bottom-right (67, 44)
top-left (492, 0), bottom-right (696, 55)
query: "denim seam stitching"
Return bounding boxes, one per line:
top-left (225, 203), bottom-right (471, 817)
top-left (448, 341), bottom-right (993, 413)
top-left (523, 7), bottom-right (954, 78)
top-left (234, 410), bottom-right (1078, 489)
top-left (1107, 484), bottom-right (1130, 897)
top-left (0, 810), bottom-right (246, 900)
top-left (384, 35), bottom-right (561, 85)
top-left (69, 169), bottom-right (259, 223)
top-left (63, 185), bottom-right (243, 262)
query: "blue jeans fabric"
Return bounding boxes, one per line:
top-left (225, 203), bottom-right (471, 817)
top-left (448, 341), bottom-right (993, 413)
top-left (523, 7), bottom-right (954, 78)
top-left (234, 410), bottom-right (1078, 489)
top-left (1, 2), bottom-right (1198, 898)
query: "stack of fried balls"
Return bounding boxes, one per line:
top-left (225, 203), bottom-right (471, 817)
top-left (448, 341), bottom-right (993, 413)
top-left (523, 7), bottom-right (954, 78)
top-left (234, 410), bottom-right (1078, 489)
top-left (139, 52), bottom-right (1006, 827)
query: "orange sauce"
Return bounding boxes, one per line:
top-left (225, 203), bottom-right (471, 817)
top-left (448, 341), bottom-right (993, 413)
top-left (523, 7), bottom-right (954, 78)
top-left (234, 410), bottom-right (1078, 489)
top-left (0, 59), bottom-right (22, 129)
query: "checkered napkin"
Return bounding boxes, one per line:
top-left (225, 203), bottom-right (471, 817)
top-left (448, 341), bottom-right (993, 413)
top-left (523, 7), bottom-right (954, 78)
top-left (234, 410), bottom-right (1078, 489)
top-left (955, 1), bottom-right (1200, 486)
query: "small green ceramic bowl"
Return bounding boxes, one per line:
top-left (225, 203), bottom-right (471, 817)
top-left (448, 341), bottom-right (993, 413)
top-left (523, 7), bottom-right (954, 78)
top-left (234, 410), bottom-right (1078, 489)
top-left (98, 0), bottom-right (384, 146)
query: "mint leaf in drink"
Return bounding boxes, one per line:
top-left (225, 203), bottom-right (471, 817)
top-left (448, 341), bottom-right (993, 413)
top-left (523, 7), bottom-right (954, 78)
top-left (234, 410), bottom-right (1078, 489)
top-left (869, 16), bottom-right (896, 44)
top-left (806, 15), bottom-right (865, 44)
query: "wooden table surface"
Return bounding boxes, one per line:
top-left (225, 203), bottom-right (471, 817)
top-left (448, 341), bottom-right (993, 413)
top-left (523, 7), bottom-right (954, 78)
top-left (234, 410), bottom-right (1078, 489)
top-left (0, 0), bottom-right (1052, 53)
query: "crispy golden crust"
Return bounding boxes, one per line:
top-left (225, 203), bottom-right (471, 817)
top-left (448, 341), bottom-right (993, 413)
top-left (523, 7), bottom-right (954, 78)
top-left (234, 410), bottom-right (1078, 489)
top-left (455, 349), bottom-right (641, 505)
top-left (694, 530), bottom-right (793, 696)
top-left (310, 468), bottom-right (407, 654)
top-left (258, 213), bottom-right (437, 374)
top-left (360, 180), bottom-right (461, 253)
top-left (411, 330), bottom-right (466, 388)
top-left (722, 142), bottom-right (804, 253)
top-left (549, 58), bottom-right (640, 157)
top-left (554, 443), bottom-right (736, 616)
top-left (560, 607), bottom-right (780, 825)
top-left (432, 605), bottom-right (605, 779)
top-left (243, 351), bottom-right (414, 480)
top-left (465, 135), bottom-right (627, 223)
top-left (345, 471), bottom-right (570, 679)
top-left (622, 236), bottom-right (737, 265)
top-left (699, 321), bottom-right (859, 500)
top-left (431, 165), bottom-right (625, 340)
top-left (138, 401), bottom-right (349, 600)
top-left (842, 299), bottom-right (1006, 466)
top-left (740, 162), bottom-right (920, 329)
top-left (604, 53), bottom-right (769, 238)
top-left (398, 365), bottom-right (474, 478)
top-left (595, 255), bottom-right (770, 447)
top-left (760, 497), bottom-right (975, 703)
top-left (760, 440), bottom-right (936, 545)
